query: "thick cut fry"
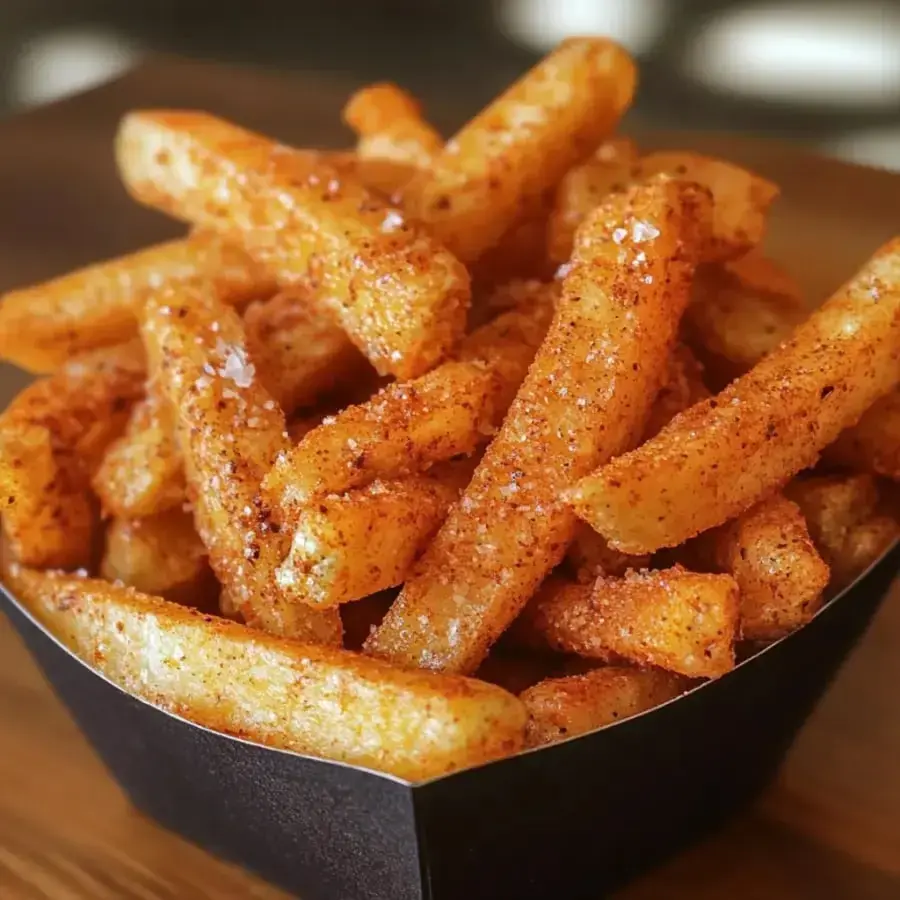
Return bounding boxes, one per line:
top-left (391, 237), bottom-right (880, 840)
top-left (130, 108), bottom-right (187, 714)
top-left (276, 469), bottom-right (466, 609)
top-left (265, 287), bottom-right (557, 504)
top-left (685, 253), bottom-right (807, 382)
top-left (828, 390), bottom-right (900, 481)
top-left (0, 343), bottom-right (146, 567)
top-left (403, 38), bottom-right (636, 263)
top-left (366, 179), bottom-right (713, 674)
top-left (0, 234), bottom-right (276, 373)
top-left (141, 283), bottom-right (342, 644)
top-left (547, 137), bottom-right (638, 265)
top-left (693, 495), bottom-right (830, 640)
top-left (572, 238), bottom-right (900, 553)
top-left (93, 389), bottom-right (185, 518)
top-left (116, 111), bottom-right (470, 379)
top-left (6, 568), bottom-right (525, 781)
top-left (101, 510), bottom-right (216, 608)
top-left (522, 666), bottom-right (689, 746)
top-left (786, 474), bottom-right (899, 587)
top-left (243, 288), bottom-right (368, 415)
top-left (519, 568), bottom-right (739, 678)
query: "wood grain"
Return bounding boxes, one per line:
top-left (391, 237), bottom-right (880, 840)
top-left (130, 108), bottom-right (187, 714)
top-left (0, 58), bottom-right (898, 898)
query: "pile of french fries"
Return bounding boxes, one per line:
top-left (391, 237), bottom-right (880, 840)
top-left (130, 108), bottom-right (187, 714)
top-left (1, 37), bottom-right (898, 778)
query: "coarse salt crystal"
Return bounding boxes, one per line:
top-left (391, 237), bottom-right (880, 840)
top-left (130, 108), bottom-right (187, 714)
top-left (632, 220), bottom-right (660, 243)
top-left (555, 261), bottom-right (574, 280)
top-left (612, 227), bottom-right (628, 244)
top-left (381, 209), bottom-right (405, 232)
top-left (219, 345), bottom-right (255, 388)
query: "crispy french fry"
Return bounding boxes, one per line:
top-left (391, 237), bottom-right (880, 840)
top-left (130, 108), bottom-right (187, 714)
top-left (6, 567), bottom-right (526, 780)
top-left (0, 343), bottom-right (146, 567)
top-left (518, 568), bottom-right (739, 678)
top-left (101, 510), bottom-right (216, 608)
top-left (692, 494), bottom-right (830, 640)
top-left (276, 466), bottom-right (469, 609)
top-left (403, 38), bottom-right (636, 263)
top-left (546, 137), bottom-right (638, 265)
top-left (786, 474), bottom-right (899, 587)
top-left (264, 286), bottom-right (557, 505)
top-left (365, 178), bottom-right (713, 674)
top-left (141, 283), bottom-right (342, 644)
top-left (0, 234), bottom-right (276, 373)
top-left (521, 666), bottom-right (689, 746)
top-left (116, 111), bottom-right (470, 379)
top-left (685, 253), bottom-right (807, 383)
top-left (93, 389), bottom-right (185, 518)
top-left (827, 390), bottom-right (900, 481)
top-left (244, 288), bottom-right (368, 415)
top-left (571, 238), bottom-right (900, 553)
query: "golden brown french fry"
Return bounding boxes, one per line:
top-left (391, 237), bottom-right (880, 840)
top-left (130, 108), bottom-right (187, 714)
top-left (141, 283), bottom-right (342, 644)
top-left (365, 178), bottom-right (713, 674)
top-left (276, 467), bottom-right (468, 609)
top-left (0, 343), bottom-right (146, 567)
top-left (6, 567), bottom-right (526, 780)
top-left (546, 137), bottom-right (638, 265)
top-left (521, 666), bottom-right (689, 746)
top-left (116, 111), bottom-right (470, 379)
top-left (243, 288), bottom-right (368, 415)
top-left (692, 494), bottom-right (830, 640)
top-left (0, 234), bottom-right (276, 373)
top-left (264, 287), bottom-right (557, 504)
top-left (827, 390), bottom-right (900, 481)
top-left (101, 510), bottom-right (216, 608)
top-left (571, 237), bottom-right (900, 553)
top-left (93, 389), bottom-right (185, 519)
top-left (786, 474), bottom-right (899, 588)
top-left (403, 38), bottom-right (636, 263)
top-left (685, 253), bottom-right (807, 383)
top-left (518, 568), bottom-right (739, 679)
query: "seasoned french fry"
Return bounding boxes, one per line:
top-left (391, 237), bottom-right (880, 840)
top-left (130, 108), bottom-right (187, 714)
top-left (366, 179), bottom-right (713, 674)
top-left (693, 495), bottom-right (830, 640)
top-left (518, 568), bottom-right (739, 678)
top-left (276, 466), bottom-right (469, 609)
top-left (141, 283), bottom-right (342, 644)
top-left (403, 38), bottom-right (637, 263)
top-left (265, 287), bottom-right (557, 504)
top-left (827, 390), bottom-right (900, 481)
top-left (101, 510), bottom-right (216, 608)
top-left (93, 389), bottom-right (185, 519)
top-left (546, 137), bottom-right (638, 265)
top-left (786, 474), bottom-right (899, 587)
top-left (522, 666), bottom-right (689, 746)
top-left (244, 288), bottom-right (368, 415)
top-left (116, 111), bottom-right (471, 379)
top-left (685, 253), bottom-right (807, 382)
top-left (6, 567), bottom-right (526, 780)
top-left (572, 238), bottom-right (900, 553)
top-left (0, 343), bottom-right (146, 567)
top-left (0, 233), bottom-right (276, 373)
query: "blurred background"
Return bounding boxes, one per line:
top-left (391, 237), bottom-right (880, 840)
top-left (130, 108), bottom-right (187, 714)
top-left (0, 0), bottom-right (897, 169)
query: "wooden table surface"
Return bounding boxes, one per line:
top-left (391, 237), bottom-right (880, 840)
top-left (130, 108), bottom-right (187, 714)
top-left (0, 58), bottom-right (899, 899)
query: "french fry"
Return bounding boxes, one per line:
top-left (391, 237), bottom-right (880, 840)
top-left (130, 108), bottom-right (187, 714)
top-left (827, 390), bottom-right (900, 481)
top-left (243, 288), bottom-right (368, 415)
top-left (685, 252), bottom-right (807, 383)
top-left (518, 568), bottom-right (739, 679)
top-left (546, 137), bottom-right (638, 265)
top-left (141, 283), bottom-right (342, 644)
top-left (276, 464), bottom-right (471, 609)
top-left (6, 567), bottom-right (526, 780)
top-left (0, 343), bottom-right (146, 567)
top-left (521, 666), bottom-right (689, 746)
top-left (93, 389), bottom-right (185, 519)
top-left (692, 494), bottom-right (830, 640)
top-left (101, 510), bottom-right (216, 608)
top-left (365, 178), bottom-right (714, 674)
top-left (264, 286), bottom-right (557, 504)
top-left (403, 38), bottom-right (637, 263)
top-left (0, 233), bottom-right (276, 373)
top-left (786, 474), bottom-right (899, 587)
top-left (571, 238), bottom-right (900, 553)
top-left (116, 111), bottom-right (471, 379)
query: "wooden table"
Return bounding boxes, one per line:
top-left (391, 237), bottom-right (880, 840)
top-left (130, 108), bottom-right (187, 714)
top-left (0, 59), bottom-right (899, 899)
